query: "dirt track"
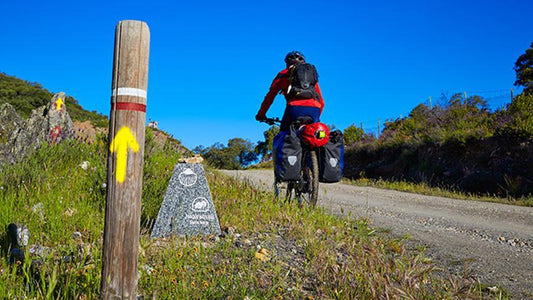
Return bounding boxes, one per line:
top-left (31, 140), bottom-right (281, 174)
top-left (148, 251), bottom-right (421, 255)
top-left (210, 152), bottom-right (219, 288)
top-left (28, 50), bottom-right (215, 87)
top-left (220, 169), bottom-right (533, 298)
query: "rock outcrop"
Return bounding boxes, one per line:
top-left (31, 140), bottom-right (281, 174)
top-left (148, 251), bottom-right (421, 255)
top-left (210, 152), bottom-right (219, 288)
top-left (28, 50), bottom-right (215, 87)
top-left (0, 92), bottom-right (74, 167)
top-left (0, 103), bottom-right (25, 163)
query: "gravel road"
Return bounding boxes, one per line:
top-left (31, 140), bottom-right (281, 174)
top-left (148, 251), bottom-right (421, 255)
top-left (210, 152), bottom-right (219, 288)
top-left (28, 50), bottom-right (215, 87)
top-left (220, 169), bottom-right (533, 298)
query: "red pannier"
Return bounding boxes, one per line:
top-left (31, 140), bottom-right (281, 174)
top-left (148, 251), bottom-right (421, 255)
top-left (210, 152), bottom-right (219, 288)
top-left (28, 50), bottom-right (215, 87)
top-left (299, 122), bottom-right (330, 148)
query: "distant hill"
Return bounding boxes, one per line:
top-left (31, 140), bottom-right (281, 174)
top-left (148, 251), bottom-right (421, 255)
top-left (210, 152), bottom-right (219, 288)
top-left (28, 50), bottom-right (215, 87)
top-left (0, 72), bottom-right (108, 127)
top-left (0, 72), bottom-right (192, 158)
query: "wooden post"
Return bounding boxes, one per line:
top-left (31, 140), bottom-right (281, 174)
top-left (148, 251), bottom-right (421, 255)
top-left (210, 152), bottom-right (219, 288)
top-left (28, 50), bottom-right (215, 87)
top-left (101, 20), bottom-right (150, 300)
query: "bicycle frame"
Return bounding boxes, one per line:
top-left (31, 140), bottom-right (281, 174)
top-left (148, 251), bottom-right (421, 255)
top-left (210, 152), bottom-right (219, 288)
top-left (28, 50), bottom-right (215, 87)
top-left (261, 117), bottom-right (319, 207)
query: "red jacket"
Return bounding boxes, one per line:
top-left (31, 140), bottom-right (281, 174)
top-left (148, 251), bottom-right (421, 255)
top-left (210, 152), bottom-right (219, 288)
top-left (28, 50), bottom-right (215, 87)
top-left (257, 67), bottom-right (324, 117)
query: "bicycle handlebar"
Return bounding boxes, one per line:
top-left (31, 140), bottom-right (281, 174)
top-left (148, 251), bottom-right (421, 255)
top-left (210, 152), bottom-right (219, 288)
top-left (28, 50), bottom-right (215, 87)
top-left (260, 117), bottom-right (281, 126)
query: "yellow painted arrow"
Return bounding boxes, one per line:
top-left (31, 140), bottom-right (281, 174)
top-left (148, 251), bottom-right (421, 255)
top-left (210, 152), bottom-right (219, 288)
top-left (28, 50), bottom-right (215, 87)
top-left (55, 98), bottom-right (64, 111)
top-left (110, 126), bottom-right (139, 183)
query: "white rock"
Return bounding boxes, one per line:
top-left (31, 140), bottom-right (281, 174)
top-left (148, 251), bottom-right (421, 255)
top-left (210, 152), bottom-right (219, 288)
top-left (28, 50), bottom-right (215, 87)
top-left (80, 161), bottom-right (89, 170)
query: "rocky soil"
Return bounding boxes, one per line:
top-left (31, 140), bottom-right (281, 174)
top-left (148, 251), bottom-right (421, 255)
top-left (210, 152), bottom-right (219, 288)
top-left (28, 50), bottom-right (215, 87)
top-left (221, 169), bottom-right (533, 299)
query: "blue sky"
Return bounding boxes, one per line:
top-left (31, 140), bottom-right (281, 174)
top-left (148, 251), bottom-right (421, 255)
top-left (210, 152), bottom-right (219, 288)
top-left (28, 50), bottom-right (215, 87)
top-left (1, 0), bottom-right (531, 149)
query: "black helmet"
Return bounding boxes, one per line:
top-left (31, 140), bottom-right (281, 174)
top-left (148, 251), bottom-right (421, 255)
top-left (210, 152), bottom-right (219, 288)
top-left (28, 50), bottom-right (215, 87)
top-left (284, 51), bottom-right (305, 66)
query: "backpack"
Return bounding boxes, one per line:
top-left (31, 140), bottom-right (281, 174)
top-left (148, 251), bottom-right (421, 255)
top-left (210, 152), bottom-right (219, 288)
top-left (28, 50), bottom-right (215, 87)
top-left (318, 130), bottom-right (344, 183)
top-left (273, 126), bottom-right (302, 181)
top-left (287, 63), bottom-right (319, 100)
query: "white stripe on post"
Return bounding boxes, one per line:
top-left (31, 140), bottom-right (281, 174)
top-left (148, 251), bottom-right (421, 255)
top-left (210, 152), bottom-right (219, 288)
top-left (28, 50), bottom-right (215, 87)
top-left (113, 87), bottom-right (148, 98)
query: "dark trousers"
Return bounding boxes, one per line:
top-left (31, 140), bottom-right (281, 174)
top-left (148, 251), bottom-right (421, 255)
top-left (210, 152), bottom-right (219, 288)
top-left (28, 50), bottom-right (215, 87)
top-left (280, 106), bottom-right (321, 131)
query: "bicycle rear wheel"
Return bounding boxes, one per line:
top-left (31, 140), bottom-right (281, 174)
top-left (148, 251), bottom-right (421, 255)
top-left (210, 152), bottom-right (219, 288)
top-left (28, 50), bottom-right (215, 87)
top-left (298, 150), bottom-right (319, 207)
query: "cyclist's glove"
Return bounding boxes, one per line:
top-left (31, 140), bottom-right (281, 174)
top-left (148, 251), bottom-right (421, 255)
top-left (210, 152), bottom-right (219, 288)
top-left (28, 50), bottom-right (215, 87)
top-left (255, 113), bottom-right (266, 122)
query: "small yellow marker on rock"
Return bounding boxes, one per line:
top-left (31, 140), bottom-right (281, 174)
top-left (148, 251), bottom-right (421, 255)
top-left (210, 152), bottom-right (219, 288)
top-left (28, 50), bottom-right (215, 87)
top-left (55, 98), bottom-right (64, 111)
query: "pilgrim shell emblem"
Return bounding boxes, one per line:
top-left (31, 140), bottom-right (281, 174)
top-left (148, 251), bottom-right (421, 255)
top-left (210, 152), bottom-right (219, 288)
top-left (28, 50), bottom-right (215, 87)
top-left (192, 197), bottom-right (210, 212)
top-left (178, 168), bottom-right (198, 187)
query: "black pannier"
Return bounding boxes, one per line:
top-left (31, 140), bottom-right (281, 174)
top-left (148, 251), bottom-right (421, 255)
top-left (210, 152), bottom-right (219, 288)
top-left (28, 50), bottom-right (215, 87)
top-left (319, 129), bottom-right (344, 183)
top-left (273, 126), bottom-right (302, 181)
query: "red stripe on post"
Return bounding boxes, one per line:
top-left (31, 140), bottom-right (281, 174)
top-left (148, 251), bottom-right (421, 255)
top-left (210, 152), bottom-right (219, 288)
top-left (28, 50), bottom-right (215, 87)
top-left (112, 102), bottom-right (147, 112)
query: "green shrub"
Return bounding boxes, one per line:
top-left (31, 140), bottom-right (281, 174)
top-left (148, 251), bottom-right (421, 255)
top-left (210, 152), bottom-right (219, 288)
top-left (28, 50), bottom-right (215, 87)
top-left (505, 93), bottom-right (533, 138)
top-left (343, 124), bottom-right (365, 146)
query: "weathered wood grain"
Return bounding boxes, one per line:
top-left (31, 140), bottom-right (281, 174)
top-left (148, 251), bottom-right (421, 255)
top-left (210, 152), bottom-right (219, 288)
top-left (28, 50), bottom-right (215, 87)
top-left (101, 20), bottom-right (150, 300)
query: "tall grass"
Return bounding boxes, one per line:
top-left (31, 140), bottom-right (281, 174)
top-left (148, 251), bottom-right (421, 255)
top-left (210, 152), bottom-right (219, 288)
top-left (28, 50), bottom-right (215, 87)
top-left (0, 139), bottom-right (107, 299)
top-left (0, 135), bottom-right (499, 299)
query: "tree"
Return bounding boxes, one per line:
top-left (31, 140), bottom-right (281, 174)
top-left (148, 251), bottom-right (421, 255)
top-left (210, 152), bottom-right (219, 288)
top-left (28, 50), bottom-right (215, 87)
top-left (514, 42), bottom-right (533, 95)
top-left (201, 138), bottom-right (257, 169)
top-left (192, 145), bottom-right (206, 154)
top-left (343, 124), bottom-right (365, 145)
top-left (505, 93), bottom-right (533, 138)
top-left (255, 125), bottom-right (280, 162)
top-left (228, 138), bottom-right (257, 167)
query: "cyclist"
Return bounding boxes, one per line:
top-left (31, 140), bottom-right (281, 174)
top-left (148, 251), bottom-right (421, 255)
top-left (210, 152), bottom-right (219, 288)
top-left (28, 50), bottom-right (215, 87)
top-left (255, 51), bottom-right (324, 130)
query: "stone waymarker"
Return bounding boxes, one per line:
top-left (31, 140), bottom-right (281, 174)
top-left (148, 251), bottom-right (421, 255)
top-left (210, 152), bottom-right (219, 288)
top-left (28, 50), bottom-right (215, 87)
top-left (151, 163), bottom-right (221, 237)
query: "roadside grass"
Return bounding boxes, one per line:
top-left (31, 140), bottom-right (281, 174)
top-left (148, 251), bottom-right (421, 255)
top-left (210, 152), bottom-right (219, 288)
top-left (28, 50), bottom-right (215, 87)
top-left (345, 177), bottom-right (533, 207)
top-left (0, 139), bottom-right (107, 299)
top-left (245, 160), bottom-right (273, 170)
top-left (0, 137), bottom-right (501, 299)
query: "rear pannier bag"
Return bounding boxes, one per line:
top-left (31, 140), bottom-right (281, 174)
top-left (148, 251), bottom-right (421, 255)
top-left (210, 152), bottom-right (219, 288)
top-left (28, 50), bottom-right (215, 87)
top-left (273, 127), bottom-right (302, 181)
top-left (319, 129), bottom-right (344, 183)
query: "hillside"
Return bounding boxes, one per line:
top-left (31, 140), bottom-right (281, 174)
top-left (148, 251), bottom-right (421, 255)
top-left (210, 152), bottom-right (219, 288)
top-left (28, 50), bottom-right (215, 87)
top-left (0, 73), bottom-right (190, 162)
top-left (0, 73), bottom-right (108, 127)
top-left (343, 92), bottom-right (533, 199)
